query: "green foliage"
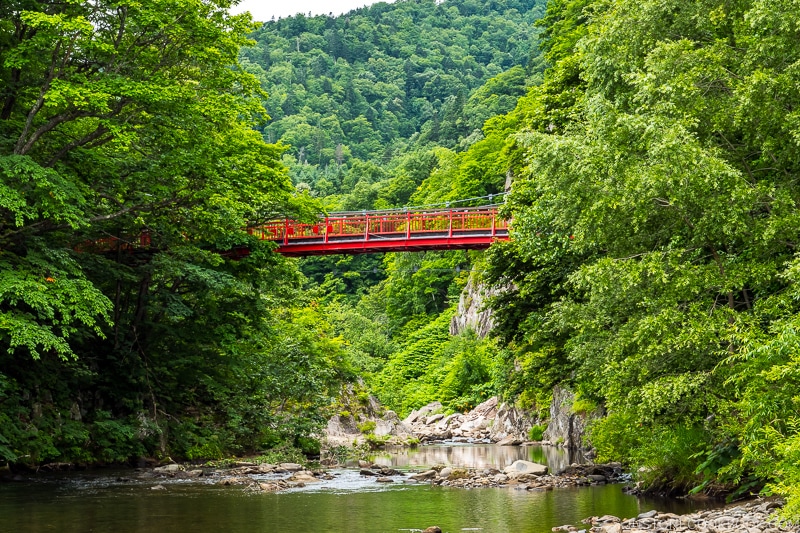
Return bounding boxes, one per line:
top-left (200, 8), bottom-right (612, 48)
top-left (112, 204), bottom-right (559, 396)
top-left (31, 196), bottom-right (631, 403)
top-left (186, 438), bottom-right (225, 462)
top-left (372, 310), bottom-right (453, 416)
top-left (474, 0), bottom-right (800, 515)
top-left (528, 424), bottom-right (546, 441)
top-left (590, 413), bottom-right (709, 493)
top-left (356, 421), bottom-right (377, 434)
top-left (253, 443), bottom-right (308, 466)
top-left (0, 0), bottom-right (346, 467)
top-left (370, 305), bottom-right (501, 416)
top-left (440, 331), bottom-right (497, 412)
top-left (364, 433), bottom-right (391, 449)
top-left (246, 0), bottom-right (547, 183)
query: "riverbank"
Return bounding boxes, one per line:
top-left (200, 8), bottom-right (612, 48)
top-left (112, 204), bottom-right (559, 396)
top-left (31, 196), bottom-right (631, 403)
top-left (556, 499), bottom-right (798, 533)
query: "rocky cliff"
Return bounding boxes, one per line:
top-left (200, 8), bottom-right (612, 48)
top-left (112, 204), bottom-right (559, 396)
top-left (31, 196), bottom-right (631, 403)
top-left (449, 277), bottom-right (498, 338)
top-left (542, 385), bottom-right (601, 450)
top-left (402, 397), bottom-right (539, 444)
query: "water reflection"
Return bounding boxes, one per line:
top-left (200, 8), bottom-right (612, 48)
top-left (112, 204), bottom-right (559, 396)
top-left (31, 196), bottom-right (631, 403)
top-left (0, 443), bottom-right (721, 533)
top-left (0, 476), bottom-right (712, 533)
top-left (372, 443), bottom-right (584, 473)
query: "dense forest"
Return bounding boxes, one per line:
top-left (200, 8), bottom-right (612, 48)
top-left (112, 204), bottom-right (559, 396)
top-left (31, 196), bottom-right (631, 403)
top-left (2, 0), bottom-right (800, 521)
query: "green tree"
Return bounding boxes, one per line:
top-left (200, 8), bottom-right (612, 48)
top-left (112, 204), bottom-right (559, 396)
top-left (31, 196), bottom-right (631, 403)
top-left (0, 0), bottom-right (340, 464)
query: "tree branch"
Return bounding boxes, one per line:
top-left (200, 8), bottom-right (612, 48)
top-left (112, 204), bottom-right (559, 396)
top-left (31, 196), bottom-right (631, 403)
top-left (46, 124), bottom-right (110, 167)
top-left (14, 40), bottom-right (62, 154)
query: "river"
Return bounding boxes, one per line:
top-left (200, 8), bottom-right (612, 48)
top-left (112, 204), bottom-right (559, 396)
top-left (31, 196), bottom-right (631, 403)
top-left (0, 444), bottom-right (712, 533)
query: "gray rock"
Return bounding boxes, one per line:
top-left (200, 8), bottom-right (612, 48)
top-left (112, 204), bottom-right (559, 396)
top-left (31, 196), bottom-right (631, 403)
top-left (409, 470), bottom-right (437, 481)
top-left (503, 460), bottom-right (548, 477)
top-left (403, 402), bottom-right (443, 425)
top-left (449, 277), bottom-right (499, 338)
top-left (278, 463), bottom-right (303, 471)
top-left (426, 413), bottom-right (445, 425)
top-left (154, 464), bottom-right (182, 474)
top-left (542, 385), bottom-right (600, 449)
top-left (439, 467), bottom-right (453, 479)
top-left (289, 472), bottom-right (319, 483)
top-left (497, 435), bottom-right (523, 446)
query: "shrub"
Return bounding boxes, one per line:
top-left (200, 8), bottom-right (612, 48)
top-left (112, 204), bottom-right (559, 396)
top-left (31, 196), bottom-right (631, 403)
top-left (528, 424), bottom-right (546, 441)
top-left (357, 420), bottom-right (377, 434)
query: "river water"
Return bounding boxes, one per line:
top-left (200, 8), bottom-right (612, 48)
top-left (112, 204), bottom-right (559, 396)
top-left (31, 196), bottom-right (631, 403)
top-left (0, 444), bottom-right (711, 533)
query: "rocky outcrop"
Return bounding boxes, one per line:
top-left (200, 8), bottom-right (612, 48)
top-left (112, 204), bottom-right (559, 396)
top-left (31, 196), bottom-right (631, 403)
top-left (490, 400), bottom-right (538, 442)
top-left (323, 382), bottom-right (416, 449)
top-left (324, 410), bottom-right (415, 448)
top-left (403, 399), bottom-right (490, 441)
top-left (402, 397), bottom-right (540, 443)
top-left (542, 385), bottom-right (600, 450)
top-left (449, 277), bottom-right (499, 339)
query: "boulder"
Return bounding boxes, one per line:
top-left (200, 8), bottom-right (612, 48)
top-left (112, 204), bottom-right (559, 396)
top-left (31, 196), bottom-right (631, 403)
top-left (436, 414), bottom-right (462, 430)
top-left (373, 410), bottom-right (416, 440)
top-left (497, 435), bottom-right (523, 446)
top-left (458, 415), bottom-right (488, 434)
top-left (425, 413), bottom-right (445, 425)
top-left (403, 402), bottom-right (443, 425)
top-left (154, 464), bottom-right (182, 474)
top-left (409, 470), bottom-right (437, 481)
top-left (489, 401), bottom-right (538, 443)
top-left (289, 471), bottom-right (319, 483)
top-left (278, 463), bottom-right (303, 472)
top-left (503, 460), bottom-right (548, 478)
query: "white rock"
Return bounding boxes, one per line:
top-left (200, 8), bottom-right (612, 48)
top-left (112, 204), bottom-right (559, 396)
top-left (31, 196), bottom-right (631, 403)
top-left (503, 460), bottom-right (548, 478)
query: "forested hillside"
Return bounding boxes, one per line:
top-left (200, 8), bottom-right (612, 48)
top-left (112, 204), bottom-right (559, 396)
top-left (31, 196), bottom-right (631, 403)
top-left (3, 0), bottom-right (800, 521)
top-left (0, 0), bottom-right (345, 465)
top-left (0, 0), bottom-right (545, 469)
top-left (481, 0), bottom-right (800, 517)
top-left (257, 0), bottom-right (800, 518)
top-left (242, 0), bottom-right (551, 423)
top-left (241, 0), bottom-right (546, 210)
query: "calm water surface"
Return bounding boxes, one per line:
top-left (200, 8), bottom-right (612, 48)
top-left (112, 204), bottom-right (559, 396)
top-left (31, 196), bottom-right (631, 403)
top-left (0, 445), bottom-right (712, 533)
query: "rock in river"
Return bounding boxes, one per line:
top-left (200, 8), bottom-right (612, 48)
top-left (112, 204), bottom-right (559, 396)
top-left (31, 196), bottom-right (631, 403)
top-left (503, 460), bottom-right (548, 478)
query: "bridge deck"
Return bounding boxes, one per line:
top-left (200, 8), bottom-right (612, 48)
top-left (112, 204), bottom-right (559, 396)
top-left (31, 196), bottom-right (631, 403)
top-left (253, 206), bottom-right (509, 256)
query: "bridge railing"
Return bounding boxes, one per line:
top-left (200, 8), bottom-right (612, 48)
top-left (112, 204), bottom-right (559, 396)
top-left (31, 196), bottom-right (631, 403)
top-left (252, 206), bottom-right (508, 245)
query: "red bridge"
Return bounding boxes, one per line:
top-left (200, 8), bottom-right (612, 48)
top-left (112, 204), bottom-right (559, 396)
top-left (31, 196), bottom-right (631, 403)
top-left (251, 205), bottom-right (509, 256)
